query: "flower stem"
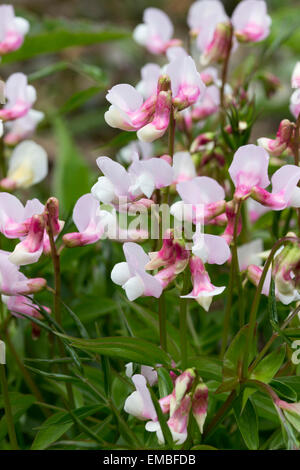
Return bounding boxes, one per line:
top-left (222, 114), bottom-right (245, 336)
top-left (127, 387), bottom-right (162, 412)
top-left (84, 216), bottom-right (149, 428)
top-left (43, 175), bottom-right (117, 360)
top-left (242, 236), bottom-right (300, 378)
top-left (0, 363), bottom-right (19, 449)
top-left (220, 201), bottom-right (242, 357)
top-left (158, 293), bottom-right (167, 352)
top-left (46, 215), bottom-right (75, 409)
top-left (179, 269), bottom-right (190, 369)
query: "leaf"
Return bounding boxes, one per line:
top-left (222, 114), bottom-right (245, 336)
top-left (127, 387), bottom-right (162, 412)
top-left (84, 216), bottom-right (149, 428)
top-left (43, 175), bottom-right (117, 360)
top-left (28, 61), bottom-right (69, 81)
top-left (271, 379), bottom-right (298, 402)
top-left (223, 325), bottom-right (257, 382)
top-left (26, 365), bottom-right (81, 384)
top-left (149, 387), bottom-right (173, 448)
top-left (32, 405), bottom-right (105, 449)
top-left (0, 393), bottom-right (35, 441)
top-left (157, 367), bottom-right (173, 399)
top-left (250, 347), bottom-right (286, 384)
top-left (233, 396), bottom-right (259, 450)
top-left (52, 117), bottom-right (93, 214)
top-left (188, 356), bottom-right (222, 381)
top-left (2, 24), bottom-right (129, 63)
top-left (191, 445), bottom-right (218, 450)
top-left (59, 86), bottom-right (103, 115)
top-left (61, 335), bottom-right (172, 367)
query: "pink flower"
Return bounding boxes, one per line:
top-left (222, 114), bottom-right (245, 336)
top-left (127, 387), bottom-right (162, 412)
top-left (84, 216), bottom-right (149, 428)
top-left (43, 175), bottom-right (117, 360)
top-left (181, 257), bottom-right (226, 311)
top-left (247, 199), bottom-right (270, 223)
top-left (4, 110), bottom-right (44, 145)
top-left (171, 176), bottom-right (226, 224)
top-left (166, 46), bottom-right (188, 62)
top-left (0, 5), bottom-right (29, 55)
top-left (125, 363), bottom-right (158, 386)
top-left (63, 194), bottom-right (117, 247)
top-left (232, 0), bottom-right (271, 43)
top-left (117, 140), bottom-right (153, 164)
top-left (290, 89), bottom-right (300, 119)
top-left (191, 85), bottom-right (220, 121)
top-left (0, 73), bottom-right (36, 121)
top-left (0, 192), bottom-right (44, 239)
top-left (92, 156), bottom-right (173, 204)
top-left (291, 62), bottom-right (300, 89)
top-left (133, 8), bottom-right (181, 55)
top-left (192, 231), bottom-right (231, 265)
top-left (257, 119), bottom-right (294, 157)
top-left (229, 144), bottom-right (270, 199)
top-left (111, 242), bottom-right (163, 301)
top-left (237, 239), bottom-right (263, 271)
top-left (172, 151), bottom-right (196, 184)
top-left (137, 90), bottom-right (172, 142)
top-left (166, 55), bottom-right (206, 111)
top-left (136, 63), bottom-right (161, 99)
top-left (8, 214), bottom-right (45, 266)
top-left (0, 249), bottom-right (46, 295)
top-left (188, 1), bottom-right (229, 56)
top-left (124, 374), bottom-right (157, 420)
top-left (252, 165), bottom-right (300, 211)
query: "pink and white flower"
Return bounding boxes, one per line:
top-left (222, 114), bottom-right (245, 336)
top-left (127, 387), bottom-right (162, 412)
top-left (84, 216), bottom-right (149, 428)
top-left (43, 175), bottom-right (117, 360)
top-left (291, 62), bottom-right (300, 89)
top-left (111, 242), bottom-right (163, 301)
top-left (229, 144), bottom-right (270, 199)
top-left (133, 8), bottom-right (181, 55)
top-left (0, 249), bottom-right (46, 295)
top-left (0, 140), bottom-right (48, 190)
top-left (0, 5), bottom-right (29, 55)
top-left (181, 257), bottom-right (226, 311)
top-left (232, 0), bottom-right (271, 43)
top-left (0, 73), bottom-right (36, 121)
top-left (8, 214), bottom-right (45, 266)
top-left (290, 89), bottom-right (300, 119)
top-left (92, 156), bottom-right (173, 204)
top-left (125, 363), bottom-right (158, 387)
top-left (117, 140), bottom-right (153, 164)
top-left (124, 374), bottom-right (157, 420)
top-left (172, 151), bottom-right (196, 184)
top-left (4, 110), bottom-right (44, 145)
top-left (257, 119), bottom-right (294, 157)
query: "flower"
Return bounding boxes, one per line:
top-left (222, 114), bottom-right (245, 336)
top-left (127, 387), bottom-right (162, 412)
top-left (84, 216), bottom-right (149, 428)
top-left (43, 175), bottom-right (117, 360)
top-left (117, 140), bottom-right (153, 164)
top-left (192, 383), bottom-right (208, 433)
top-left (136, 63), bottom-right (161, 99)
top-left (0, 140), bottom-right (48, 190)
top-left (171, 176), bottom-right (226, 224)
top-left (92, 156), bottom-right (173, 204)
top-left (0, 73), bottom-right (36, 121)
top-left (125, 363), bottom-right (158, 386)
top-left (257, 120), bottom-right (294, 157)
top-left (124, 374), bottom-right (157, 420)
top-left (290, 88), bottom-right (300, 119)
top-left (231, 0), bottom-right (271, 43)
top-left (181, 256), bottom-right (227, 311)
top-left (237, 239), bottom-right (264, 271)
top-left (229, 144), bottom-right (270, 199)
top-left (0, 5), bottom-right (29, 55)
top-left (291, 62), bottom-right (300, 89)
top-left (172, 151), bottom-right (196, 184)
top-left (4, 110), bottom-right (44, 145)
top-left (8, 214), bottom-right (45, 266)
top-left (111, 242), bottom-right (163, 301)
top-left (133, 8), bottom-right (181, 55)
top-left (192, 231), bottom-right (231, 265)
top-left (0, 249), bottom-right (46, 295)
top-left (166, 55), bottom-right (206, 110)
top-left (191, 85), bottom-right (220, 121)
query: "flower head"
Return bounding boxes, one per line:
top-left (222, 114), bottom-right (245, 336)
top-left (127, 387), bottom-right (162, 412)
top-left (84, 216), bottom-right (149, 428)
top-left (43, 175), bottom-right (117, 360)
top-left (0, 5), bottom-right (29, 55)
top-left (0, 73), bottom-right (36, 121)
top-left (232, 0), bottom-right (271, 43)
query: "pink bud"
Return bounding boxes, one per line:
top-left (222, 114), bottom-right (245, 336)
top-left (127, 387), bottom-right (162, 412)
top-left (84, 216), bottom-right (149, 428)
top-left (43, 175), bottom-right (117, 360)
top-left (201, 22), bottom-right (232, 66)
top-left (192, 383), bottom-right (208, 434)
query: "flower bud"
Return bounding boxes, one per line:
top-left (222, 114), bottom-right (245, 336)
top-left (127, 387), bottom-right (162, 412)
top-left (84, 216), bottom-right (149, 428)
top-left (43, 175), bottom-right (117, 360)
top-left (192, 382), bottom-right (208, 434)
top-left (45, 197), bottom-right (61, 236)
top-left (201, 22), bottom-right (232, 66)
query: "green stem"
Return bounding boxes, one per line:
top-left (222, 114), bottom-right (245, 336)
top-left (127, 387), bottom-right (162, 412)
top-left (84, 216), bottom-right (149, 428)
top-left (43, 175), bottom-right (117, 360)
top-left (0, 364), bottom-right (19, 449)
top-left (242, 236), bottom-right (300, 377)
top-left (220, 201), bottom-right (242, 357)
top-left (158, 293), bottom-right (167, 352)
top-left (179, 269), bottom-right (190, 369)
top-left (4, 331), bottom-right (49, 418)
top-left (46, 215), bottom-right (75, 410)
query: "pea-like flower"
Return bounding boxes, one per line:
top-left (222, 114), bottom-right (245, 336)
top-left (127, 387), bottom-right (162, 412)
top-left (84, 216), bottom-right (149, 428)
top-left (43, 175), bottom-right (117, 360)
top-left (111, 242), bottom-right (163, 301)
top-left (133, 8), bottom-right (181, 55)
top-left (4, 110), bottom-right (44, 145)
top-left (231, 0), bottom-right (271, 43)
top-left (0, 140), bottom-right (48, 190)
top-left (0, 5), bottom-right (29, 55)
top-left (0, 73), bottom-right (36, 121)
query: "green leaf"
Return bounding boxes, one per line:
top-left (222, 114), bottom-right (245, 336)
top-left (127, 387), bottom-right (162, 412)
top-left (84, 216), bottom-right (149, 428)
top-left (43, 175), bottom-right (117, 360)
top-left (52, 117), bottom-right (93, 214)
top-left (157, 367), bottom-right (173, 399)
top-left (271, 379), bottom-right (298, 402)
top-left (0, 393), bottom-right (35, 441)
top-left (59, 86), bottom-right (103, 115)
top-left (32, 405), bottom-right (105, 449)
top-left (188, 356), bottom-right (222, 381)
top-left (61, 335), bottom-right (172, 367)
top-left (250, 347), bottom-right (286, 384)
top-left (223, 325), bottom-right (257, 382)
top-left (28, 61), bottom-right (69, 81)
top-left (191, 445), bottom-right (218, 450)
top-left (2, 25), bottom-right (129, 63)
top-left (149, 387), bottom-right (173, 448)
top-left (233, 396), bottom-right (259, 450)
